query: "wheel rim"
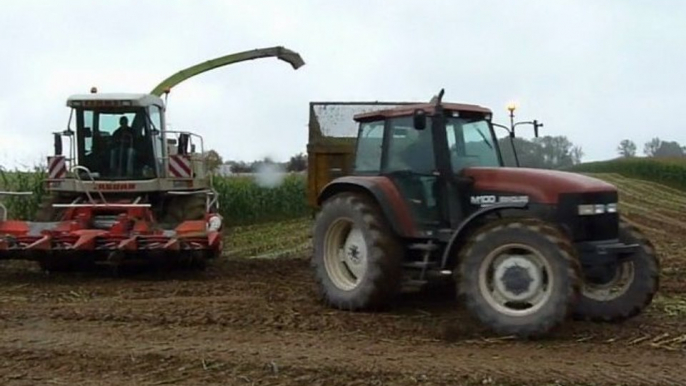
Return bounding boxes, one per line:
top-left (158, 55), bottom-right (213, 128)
top-left (478, 243), bottom-right (554, 317)
top-left (323, 218), bottom-right (368, 291)
top-left (582, 261), bottom-right (635, 301)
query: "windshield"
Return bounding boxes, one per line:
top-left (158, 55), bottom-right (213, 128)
top-left (76, 107), bottom-right (157, 179)
top-left (446, 117), bottom-right (501, 171)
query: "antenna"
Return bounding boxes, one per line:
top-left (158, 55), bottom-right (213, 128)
top-left (429, 88), bottom-right (445, 105)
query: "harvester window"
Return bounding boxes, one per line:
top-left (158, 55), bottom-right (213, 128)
top-left (354, 121), bottom-right (384, 172)
top-left (76, 108), bottom-right (157, 179)
top-left (148, 106), bottom-right (165, 172)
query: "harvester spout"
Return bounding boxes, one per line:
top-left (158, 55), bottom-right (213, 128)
top-left (150, 46), bottom-right (305, 96)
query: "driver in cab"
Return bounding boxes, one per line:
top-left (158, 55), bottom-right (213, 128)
top-left (112, 116), bottom-right (135, 143)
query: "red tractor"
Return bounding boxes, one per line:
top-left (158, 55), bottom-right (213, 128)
top-left (307, 91), bottom-right (659, 337)
top-left (0, 46), bottom-right (305, 273)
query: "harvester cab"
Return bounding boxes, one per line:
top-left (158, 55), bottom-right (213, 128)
top-left (56, 91), bottom-right (202, 182)
top-left (49, 91), bottom-right (213, 214)
top-left (0, 46), bottom-right (305, 272)
top-left (307, 90), bottom-right (659, 338)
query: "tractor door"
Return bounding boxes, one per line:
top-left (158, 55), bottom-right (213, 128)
top-left (381, 116), bottom-right (442, 227)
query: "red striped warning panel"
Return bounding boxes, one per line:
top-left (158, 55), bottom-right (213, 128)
top-left (169, 154), bottom-right (192, 178)
top-left (47, 156), bottom-right (67, 179)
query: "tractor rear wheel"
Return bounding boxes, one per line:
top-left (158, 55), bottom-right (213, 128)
top-left (457, 218), bottom-right (581, 338)
top-left (312, 193), bottom-right (403, 311)
top-left (573, 221), bottom-right (659, 322)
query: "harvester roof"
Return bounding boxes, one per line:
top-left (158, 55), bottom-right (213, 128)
top-left (353, 102), bottom-right (491, 121)
top-left (66, 93), bottom-right (165, 109)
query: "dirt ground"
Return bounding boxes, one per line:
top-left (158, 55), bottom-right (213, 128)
top-left (1, 173), bottom-right (686, 386)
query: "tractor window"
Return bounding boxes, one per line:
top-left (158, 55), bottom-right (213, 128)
top-left (354, 121), bottom-right (385, 173)
top-left (386, 116), bottom-right (435, 174)
top-left (447, 118), bottom-right (500, 171)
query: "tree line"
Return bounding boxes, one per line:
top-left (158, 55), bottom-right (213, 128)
top-left (617, 137), bottom-right (686, 158)
top-left (498, 135), bottom-right (584, 169)
top-left (203, 150), bottom-right (308, 174)
top-left (202, 134), bottom-right (586, 174)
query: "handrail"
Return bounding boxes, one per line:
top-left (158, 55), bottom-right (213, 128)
top-left (164, 130), bottom-right (206, 155)
top-left (0, 191), bottom-right (34, 196)
top-left (71, 165), bottom-right (107, 204)
top-left (52, 203), bottom-right (152, 208)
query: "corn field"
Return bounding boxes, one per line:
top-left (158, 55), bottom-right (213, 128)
top-left (0, 169), bottom-right (309, 225)
top-left (569, 157), bottom-right (686, 191)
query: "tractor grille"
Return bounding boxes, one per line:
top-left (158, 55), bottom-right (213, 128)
top-left (557, 192), bottom-right (619, 242)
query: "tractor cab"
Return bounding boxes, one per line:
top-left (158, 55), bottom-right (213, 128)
top-left (350, 99), bottom-right (502, 228)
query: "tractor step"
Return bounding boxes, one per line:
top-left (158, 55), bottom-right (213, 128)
top-left (408, 243), bottom-right (439, 252)
top-left (403, 261), bottom-right (438, 269)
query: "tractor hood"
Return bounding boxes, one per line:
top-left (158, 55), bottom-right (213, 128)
top-left (462, 167), bottom-right (616, 204)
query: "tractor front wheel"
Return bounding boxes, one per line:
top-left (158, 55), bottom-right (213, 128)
top-left (573, 221), bottom-right (659, 322)
top-left (457, 219), bottom-right (581, 338)
top-left (312, 193), bottom-right (403, 311)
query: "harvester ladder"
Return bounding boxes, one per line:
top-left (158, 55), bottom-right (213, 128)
top-left (71, 165), bottom-right (107, 205)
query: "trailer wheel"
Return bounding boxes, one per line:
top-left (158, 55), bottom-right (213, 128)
top-left (573, 221), bottom-right (659, 322)
top-left (312, 193), bottom-right (403, 310)
top-left (457, 218), bottom-right (581, 338)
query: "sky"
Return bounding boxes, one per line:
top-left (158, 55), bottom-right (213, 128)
top-left (0, 0), bottom-right (684, 168)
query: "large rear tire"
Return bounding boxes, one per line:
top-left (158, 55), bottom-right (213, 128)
top-left (312, 193), bottom-right (403, 311)
top-left (457, 218), bottom-right (581, 338)
top-left (573, 221), bottom-right (659, 322)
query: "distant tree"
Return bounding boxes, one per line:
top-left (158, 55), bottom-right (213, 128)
top-left (617, 139), bottom-right (637, 157)
top-left (654, 140), bottom-right (684, 158)
top-left (226, 160), bottom-right (251, 173)
top-left (204, 150), bottom-right (223, 173)
top-left (644, 137), bottom-right (661, 157)
top-left (570, 146), bottom-right (584, 165)
top-left (498, 135), bottom-right (582, 169)
top-left (287, 153), bottom-right (308, 172)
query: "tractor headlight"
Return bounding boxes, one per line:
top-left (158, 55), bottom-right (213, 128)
top-left (207, 215), bottom-right (222, 231)
top-left (578, 203), bottom-right (618, 216)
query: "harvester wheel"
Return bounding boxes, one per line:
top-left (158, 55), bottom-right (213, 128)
top-left (457, 218), bottom-right (581, 338)
top-left (34, 193), bottom-right (68, 222)
top-left (312, 193), bottom-right (403, 311)
top-left (573, 221), bottom-right (659, 322)
top-left (161, 194), bottom-right (207, 228)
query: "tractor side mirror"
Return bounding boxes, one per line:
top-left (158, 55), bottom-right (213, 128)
top-left (533, 120), bottom-right (542, 138)
top-left (191, 144), bottom-right (196, 153)
top-left (413, 109), bottom-right (427, 130)
top-left (53, 133), bottom-right (62, 156)
top-left (83, 127), bottom-right (92, 138)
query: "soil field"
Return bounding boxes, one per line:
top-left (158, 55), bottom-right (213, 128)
top-left (1, 173), bottom-right (686, 386)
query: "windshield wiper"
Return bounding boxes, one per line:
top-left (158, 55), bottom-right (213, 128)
top-left (475, 128), bottom-right (493, 149)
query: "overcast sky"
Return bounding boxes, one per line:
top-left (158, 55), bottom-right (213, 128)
top-left (0, 0), bottom-right (684, 168)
